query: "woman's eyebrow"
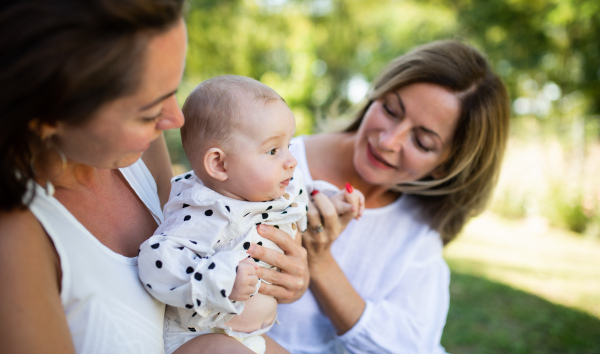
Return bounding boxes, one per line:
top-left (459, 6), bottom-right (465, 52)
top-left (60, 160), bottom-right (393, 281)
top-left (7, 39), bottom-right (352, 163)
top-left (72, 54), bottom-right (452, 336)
top-left (393, 91), bottom-right (406, 114)
top-left (139, 89), bottom-right (178, 111)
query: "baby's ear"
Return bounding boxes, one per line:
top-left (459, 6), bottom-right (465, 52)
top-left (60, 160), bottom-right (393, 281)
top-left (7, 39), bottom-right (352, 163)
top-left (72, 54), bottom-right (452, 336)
top-left (204, 147), bottom-right (228, 181)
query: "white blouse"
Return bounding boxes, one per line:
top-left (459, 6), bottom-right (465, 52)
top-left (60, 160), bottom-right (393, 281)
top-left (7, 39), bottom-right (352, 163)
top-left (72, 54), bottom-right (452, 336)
top-left (29, 159), bottom-right (166, 354)
top-left (268, 137), bottom-right (450, 354)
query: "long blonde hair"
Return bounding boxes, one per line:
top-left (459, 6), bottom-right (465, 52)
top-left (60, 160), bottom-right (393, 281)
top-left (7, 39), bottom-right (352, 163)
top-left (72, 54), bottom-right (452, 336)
top-left (345, 40), bottom-right (510, 244)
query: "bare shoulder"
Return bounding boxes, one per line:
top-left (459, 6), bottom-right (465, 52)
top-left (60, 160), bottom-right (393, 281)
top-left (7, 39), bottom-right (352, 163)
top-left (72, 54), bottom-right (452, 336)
top-left (0, 208), bottom-right (61, 288)
top-left (0, 209), bottom-right (74, 353)
top-left (0, 208), bottom-right (55, 253)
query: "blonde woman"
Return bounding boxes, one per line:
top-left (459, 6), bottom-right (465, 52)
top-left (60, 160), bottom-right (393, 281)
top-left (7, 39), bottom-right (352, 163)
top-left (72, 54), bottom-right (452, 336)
top-left (269, 40), bottom-right (510, 353)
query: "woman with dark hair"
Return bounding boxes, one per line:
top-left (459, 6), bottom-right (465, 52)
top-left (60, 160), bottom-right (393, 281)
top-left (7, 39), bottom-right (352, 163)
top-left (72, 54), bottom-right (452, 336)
top-left (0, 1), bottom-right (307, 352)
top-left (268, 40), bottom-right (510, 353)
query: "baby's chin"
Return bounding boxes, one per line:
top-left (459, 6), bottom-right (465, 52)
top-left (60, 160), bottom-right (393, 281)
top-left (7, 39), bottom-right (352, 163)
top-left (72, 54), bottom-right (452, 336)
top-left (247, 190), bottom-right (285, 203)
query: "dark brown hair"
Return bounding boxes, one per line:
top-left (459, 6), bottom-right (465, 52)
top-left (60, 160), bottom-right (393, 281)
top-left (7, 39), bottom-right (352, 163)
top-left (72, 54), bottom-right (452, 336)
top-left (0, 0), bottom-right (184, 211)
top-left (345, 40), bottom-right (510, 244)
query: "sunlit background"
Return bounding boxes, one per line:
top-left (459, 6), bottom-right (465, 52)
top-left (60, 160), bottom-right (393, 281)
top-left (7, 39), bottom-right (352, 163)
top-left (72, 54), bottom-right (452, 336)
top-left (167, 1), bottom-right (600, 351)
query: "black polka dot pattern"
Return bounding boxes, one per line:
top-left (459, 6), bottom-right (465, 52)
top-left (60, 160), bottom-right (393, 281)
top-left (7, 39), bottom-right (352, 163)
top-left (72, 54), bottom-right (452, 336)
top-left (243, 242), bottom-right (250, 250)
top-left (220, 289), bottom-right (226, 297)
top-left (182, 203), bottom-right (190, 208)
top-left (266, 206), bottom-right (273, 211)
top-left (196, 299), bottom-right (201, 306)
top-left (262, 213), bottom-right (268, 219)
top-left (208, 262), bottom-right (216, 269)
top-left (155, 260), bottom-right (162, 268)
top-left (151, 243), bottom-right (159, 249)
top-left (185, 304), bottom-right (193, 309)
top-left (184, 215), bottom-right (191, 221)
top-left (188, 327), bottom-right (196, 332)
top-left (186, 267), bottom-right (194, 274)
top-left (185, 174), bottom-right (192, 179)
top-left (205, 210), bottom-right (213, 216)
top-left (225, 206), bottom-right (230, 212)
top-left (194, 272), bottom-right (202, 281)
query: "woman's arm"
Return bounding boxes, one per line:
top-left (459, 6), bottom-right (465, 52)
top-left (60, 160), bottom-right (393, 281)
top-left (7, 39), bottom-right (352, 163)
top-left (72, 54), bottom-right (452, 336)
top-left (142, 133), bottom-right (175, 208)
top-left (302, 191), bottom-right (366, 334)
top-left (301, 193), bottom-right (450, 353)
top-left (246, 225), bottom-right (309, 304)
top-left (0, 210), bottom-right (75, 353)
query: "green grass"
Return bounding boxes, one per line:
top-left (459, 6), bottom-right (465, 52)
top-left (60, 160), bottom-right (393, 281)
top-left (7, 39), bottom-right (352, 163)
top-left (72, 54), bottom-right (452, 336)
top-left (441, 213), bottom-right (600, 353)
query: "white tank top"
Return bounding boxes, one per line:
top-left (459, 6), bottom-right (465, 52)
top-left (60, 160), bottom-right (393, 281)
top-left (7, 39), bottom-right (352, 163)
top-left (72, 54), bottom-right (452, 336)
top-left (29, 159), bottom-right (166, 353)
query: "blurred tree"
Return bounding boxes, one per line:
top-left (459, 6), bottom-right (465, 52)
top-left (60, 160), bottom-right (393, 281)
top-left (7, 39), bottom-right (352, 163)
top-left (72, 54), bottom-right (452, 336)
top-left (173, 0), bottom-right (600, 169)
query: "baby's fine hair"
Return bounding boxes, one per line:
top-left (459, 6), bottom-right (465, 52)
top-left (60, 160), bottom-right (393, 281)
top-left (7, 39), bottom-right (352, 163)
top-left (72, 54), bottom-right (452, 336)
top-left (181, 75), bottom-right (284, 164)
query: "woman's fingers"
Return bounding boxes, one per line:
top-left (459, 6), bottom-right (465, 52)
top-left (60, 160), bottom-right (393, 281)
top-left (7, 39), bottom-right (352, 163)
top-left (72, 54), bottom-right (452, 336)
top-left (247, 225), bottom-right (308, 303)
top-left (308, 191), bottom-right (343, 242)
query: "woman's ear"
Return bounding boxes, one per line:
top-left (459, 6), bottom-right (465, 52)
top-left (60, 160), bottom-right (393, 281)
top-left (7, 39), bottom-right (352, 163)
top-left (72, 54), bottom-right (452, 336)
top-left (204, 147), bottom-right (228, 181)
top-left (430, 164), bottom-right (448, 180)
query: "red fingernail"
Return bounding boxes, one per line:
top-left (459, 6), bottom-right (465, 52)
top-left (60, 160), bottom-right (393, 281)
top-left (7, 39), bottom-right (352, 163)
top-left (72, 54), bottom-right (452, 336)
top-left (345, 183), bottom-right (353, 193)
top-left (311, 190), bottom-right (320, 196)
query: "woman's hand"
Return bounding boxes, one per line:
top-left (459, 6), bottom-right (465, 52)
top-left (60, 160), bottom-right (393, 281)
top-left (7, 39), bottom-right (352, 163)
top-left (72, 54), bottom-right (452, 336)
top-left (246, 224), bottom-right (309, 304)
top-left (303, 190), bottom-right (354, 268)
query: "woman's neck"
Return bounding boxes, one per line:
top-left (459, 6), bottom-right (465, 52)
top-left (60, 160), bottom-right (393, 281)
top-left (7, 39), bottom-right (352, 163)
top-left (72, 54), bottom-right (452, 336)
top-left (43, 161), bottom-right (112, 194)
top-left (304, 132), bottom-right (400, 209)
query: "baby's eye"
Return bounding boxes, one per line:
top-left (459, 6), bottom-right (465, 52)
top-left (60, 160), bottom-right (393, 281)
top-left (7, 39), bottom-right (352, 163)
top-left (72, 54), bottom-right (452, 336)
top-left (268, 148), bottom-right (278, 156)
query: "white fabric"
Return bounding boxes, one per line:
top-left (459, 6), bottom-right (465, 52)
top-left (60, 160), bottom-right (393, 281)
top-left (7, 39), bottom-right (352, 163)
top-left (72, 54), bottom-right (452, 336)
top-left (163, 315), bottom-right (273, 354)
top-left (138, 168), bottom-right (308, 338)
top-left (268, 137), bottom-right (450, 354)
top-left (28, 158), bottom-right (166, 354)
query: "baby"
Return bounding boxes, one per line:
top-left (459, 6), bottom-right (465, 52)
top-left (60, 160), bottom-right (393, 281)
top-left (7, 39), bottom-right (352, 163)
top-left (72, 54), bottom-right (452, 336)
top-left (138, 75), bottom-right (364, 354)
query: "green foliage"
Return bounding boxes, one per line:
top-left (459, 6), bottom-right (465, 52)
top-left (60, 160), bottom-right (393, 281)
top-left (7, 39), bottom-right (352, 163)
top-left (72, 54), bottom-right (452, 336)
top-left (176, 0), bottom-right (600, 236)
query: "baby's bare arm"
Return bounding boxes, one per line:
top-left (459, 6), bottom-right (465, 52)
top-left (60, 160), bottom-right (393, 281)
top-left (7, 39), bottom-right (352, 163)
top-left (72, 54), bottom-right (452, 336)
top-left (327, 183), bottom-right (365, 223)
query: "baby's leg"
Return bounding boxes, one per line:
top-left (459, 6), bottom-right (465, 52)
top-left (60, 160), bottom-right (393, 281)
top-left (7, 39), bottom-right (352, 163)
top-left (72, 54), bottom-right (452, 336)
top-left (174, 333), bottom-right (254, 354)
top-left (263, 335), bottom-right (290, 354)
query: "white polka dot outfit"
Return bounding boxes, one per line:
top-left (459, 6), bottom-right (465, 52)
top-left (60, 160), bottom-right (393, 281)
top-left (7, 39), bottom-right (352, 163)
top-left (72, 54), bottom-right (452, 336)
top-left (138, 167), bottom-right (309, 340)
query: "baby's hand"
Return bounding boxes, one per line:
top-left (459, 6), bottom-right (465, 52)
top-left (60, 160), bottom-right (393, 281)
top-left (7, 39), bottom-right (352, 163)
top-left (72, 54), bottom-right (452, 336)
top-left (329, 183), bottom-right (365, 221)
top-left (229, 258), bottom-right (260, 301)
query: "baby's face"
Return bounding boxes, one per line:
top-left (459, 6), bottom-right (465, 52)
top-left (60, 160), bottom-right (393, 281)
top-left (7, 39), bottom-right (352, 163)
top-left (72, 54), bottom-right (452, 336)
top-left (223, 99), bottom-right (297, 202)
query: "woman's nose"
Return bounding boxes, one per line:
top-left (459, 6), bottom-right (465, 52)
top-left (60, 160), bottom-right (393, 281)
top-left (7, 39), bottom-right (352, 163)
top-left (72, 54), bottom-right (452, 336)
top-left (379, 121), bottom-right (410, 152)
top-left (156, 95), bottom-right (184, 131)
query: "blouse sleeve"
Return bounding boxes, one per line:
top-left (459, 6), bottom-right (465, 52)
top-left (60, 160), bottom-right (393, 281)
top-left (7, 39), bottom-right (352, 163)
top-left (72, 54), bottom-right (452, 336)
top-left (337, 253), bottom-right (450, 354)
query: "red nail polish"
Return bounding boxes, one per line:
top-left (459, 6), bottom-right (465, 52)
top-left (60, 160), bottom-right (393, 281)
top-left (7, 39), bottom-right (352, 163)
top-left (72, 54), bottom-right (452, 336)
top-left (345, 183), bottom-right (353, 193)
top-left (311, 190), bottom-right (319, 196)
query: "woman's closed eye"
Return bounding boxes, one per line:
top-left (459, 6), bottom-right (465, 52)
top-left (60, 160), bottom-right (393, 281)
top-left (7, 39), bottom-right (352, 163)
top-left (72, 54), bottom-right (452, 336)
top-left (141, 110), bottom-right (162, 123)
top-left (414, 133), bottom-right (435, 152)
top-left (383, 101), bottom-right (404, 119)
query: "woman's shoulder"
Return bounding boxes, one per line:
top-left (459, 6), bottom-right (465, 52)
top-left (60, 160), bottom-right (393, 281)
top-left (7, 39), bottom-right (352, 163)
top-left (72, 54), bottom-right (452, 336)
top-left (0, 208), bottom-right (48, 245)
top-left (0, 207), bottom-right (60, 283)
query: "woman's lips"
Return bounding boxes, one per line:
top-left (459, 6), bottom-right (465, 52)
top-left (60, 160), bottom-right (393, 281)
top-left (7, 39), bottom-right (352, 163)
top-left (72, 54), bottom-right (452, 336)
top-left (281, 178), bottom-right (291, 186)
top-left (367, 142), bottom-right (396, 169)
